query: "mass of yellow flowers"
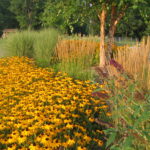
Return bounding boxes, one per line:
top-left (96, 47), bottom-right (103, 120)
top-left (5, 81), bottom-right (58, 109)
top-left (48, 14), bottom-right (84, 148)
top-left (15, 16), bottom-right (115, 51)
top-left (0, 57), bottom-right (108, 150)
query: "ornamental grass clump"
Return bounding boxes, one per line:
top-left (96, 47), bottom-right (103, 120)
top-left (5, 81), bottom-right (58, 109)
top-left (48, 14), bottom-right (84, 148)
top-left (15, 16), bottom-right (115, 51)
top-left (34, 28), bottom-right (59, 67)
top-left (114, 36), bottom-right (150, 90)
top-left (55, 38), bottom-right (98, 80)
top-left (3, 29), bottom-right (59, 68)
top-left (54, 35), bottom-right (129, 80)
top-left (4, 30), bottom-right (36, 58)
top-left (0, 56), bottom-right (110, 150)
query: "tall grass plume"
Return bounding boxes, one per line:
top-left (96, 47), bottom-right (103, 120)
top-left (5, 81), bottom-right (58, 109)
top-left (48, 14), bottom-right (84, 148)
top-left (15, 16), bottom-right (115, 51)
top-left (114, 36), bottom-right (150, 90)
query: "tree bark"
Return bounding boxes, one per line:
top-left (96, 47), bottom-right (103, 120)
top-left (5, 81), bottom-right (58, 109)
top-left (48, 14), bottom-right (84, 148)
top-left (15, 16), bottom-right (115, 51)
top-left (99, 6), bottom-right (106, 68)
top-left (28, 11), bottom-right (32, 30)
top-left (107, 5), bottom-right (127, 59)
top-left (107, 5), bottom-right (117, 60)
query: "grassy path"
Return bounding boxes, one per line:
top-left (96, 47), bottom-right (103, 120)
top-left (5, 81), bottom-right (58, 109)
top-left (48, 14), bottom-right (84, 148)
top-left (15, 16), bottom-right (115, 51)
top-left (0, 48), bottom-right (7, 58)
top-left (0, 40), bottom-right (7, 58)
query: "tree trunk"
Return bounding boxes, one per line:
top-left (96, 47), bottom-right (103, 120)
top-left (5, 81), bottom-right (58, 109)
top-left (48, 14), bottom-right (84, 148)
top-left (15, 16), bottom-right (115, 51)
top-left (107, 5), bottom-right (117, 60)
top-left (107, 24), bottom-right (117, 60)
top-left (99, 6), bottom-right (106, 68)
top-left (28, 11), bottom-right (32, 30)
top-left (107, 5), bottom-right (126, 59)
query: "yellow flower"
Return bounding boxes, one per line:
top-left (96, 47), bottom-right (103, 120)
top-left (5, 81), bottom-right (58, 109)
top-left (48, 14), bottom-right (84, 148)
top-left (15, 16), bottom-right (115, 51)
top-left (64, 119), bottom-right (72, 124)
top-left (21, 129), bottom-right (32, 136)
top-left (74, 132), bottom-right (82, 137)
top-left (7, 136), bottom-right (17, 144)
top-left (7, 144), bottom-right (17, 150)
top-left (83, 135), bottom-right (91, 142)
top-left (77, 146), bottom-right (87, 150)
top-left (106, 112), bottom-right (112, 116)
top-left (67, 139), bottom-right (75, 146)
top-left (48, 139), bottom-right (61, 149)
top-left (17, 135), bottom-right (27, 144)
top-left (73, 95), bottom-right (78, 100)
top-left (97, 140), bottom-right (103, 146)
top-left (89, 117), bottom-right (94, 122)
top-left (0, 124), bottom-right (5, 130)
top-left (0, 57), bottom-right (105, 149)
top-left (100, 105), bottom-right (108, 109)
top-left (85, 109), bottom-right (92, 115)
top-left (66, 123), bottom-right (74, 129)
top-left (29, 144), bottom-right (41, 150)
top-left (96, 130), bottom-right (104, 134)
top-left (94, 138), bottom-right (103, 146)
top-left (60, 114), bottom-right (66, 119)
top-left (40, 135), bottom-right (52, 146)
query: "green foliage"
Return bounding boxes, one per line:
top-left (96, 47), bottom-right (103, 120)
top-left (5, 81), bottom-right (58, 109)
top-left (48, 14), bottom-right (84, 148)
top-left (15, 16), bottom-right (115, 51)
top-left (41, 0), bottom-right (88, 34)
top-left (34, 29), bottom-right (59, 67)
top-left (56, 55), bottom-right (95, 80)
top-left (103, 79), bottom-right (150, 150)
top-left (3, 29), bottom-right (59, 65)
top-left (39, 0), bottom-right (150, 38)
top-left (0, 39), bottom-right (9, 58)
top-left (0, 0), bottom-right (18, 33)
top-left (10, 0), bottom-right (44, 29)
top-left (0, 0), bottom-right (149, 38)
top-left (116, 8), bottom-right (150, 39)
top-left (4, 31), bottom-right (36, 57)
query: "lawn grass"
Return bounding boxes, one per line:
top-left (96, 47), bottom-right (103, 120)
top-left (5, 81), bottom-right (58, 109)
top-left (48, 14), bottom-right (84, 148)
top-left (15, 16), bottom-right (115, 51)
top-left (0, 38), bottom-right (8, 58)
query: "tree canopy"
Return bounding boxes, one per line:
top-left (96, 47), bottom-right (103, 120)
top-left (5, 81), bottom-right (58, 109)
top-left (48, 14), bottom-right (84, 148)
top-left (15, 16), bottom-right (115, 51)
top-left (10, 0), bottom-right (44, 29)
top-left (0, 0), bottom-right (149, 38)
top-left (0, 0), bottom-right (18, 35)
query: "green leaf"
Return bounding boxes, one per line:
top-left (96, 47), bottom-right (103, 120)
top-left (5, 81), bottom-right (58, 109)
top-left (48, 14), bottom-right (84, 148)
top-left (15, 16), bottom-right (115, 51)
top-left (103, 128), bottom-right (116, 134)
top-left (123, 147), bottom-right (134, 150)
top-left (134, 111), bottom-right (150, 127)
top-left (123, 136), bottom-right (133, 148)
top-left (106, 132), bottom-right (117, 147)
top-left (110, 145), bottom-right (120, 150)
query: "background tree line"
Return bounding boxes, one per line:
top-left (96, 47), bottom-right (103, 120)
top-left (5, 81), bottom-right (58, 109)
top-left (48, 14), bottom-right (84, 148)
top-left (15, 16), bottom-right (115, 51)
top-left (0, 0), bottom-right (150, 40)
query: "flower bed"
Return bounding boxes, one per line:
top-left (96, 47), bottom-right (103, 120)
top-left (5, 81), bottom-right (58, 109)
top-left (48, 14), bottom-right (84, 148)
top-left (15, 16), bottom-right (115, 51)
top-left (0, 57), bottom-right (108, 150)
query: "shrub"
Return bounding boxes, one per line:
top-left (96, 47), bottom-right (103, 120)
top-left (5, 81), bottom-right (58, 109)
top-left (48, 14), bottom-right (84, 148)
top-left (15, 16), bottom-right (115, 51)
top-left (104, 80), bottom-right (150, 150)
top-left (92, 70), bottom-right (150, 150)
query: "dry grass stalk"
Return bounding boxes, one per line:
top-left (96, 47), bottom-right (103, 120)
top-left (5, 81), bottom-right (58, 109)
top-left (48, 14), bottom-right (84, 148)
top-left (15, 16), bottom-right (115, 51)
top-left (55, 36), bottom-right (120, 63)
top-left (114, 36), bottom-right (150, 89)
top-left (55, 37), bottom-right (99, 62)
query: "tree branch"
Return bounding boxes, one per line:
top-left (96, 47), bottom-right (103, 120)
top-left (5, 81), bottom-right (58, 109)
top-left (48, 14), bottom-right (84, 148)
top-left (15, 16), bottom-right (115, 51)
top-left (114, 5), bottom-right (129, 26)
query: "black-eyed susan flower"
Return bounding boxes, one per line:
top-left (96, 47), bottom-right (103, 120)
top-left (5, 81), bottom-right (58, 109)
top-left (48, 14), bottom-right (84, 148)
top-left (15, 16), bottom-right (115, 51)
top-left (0, 57), bottom-right (108, 149)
